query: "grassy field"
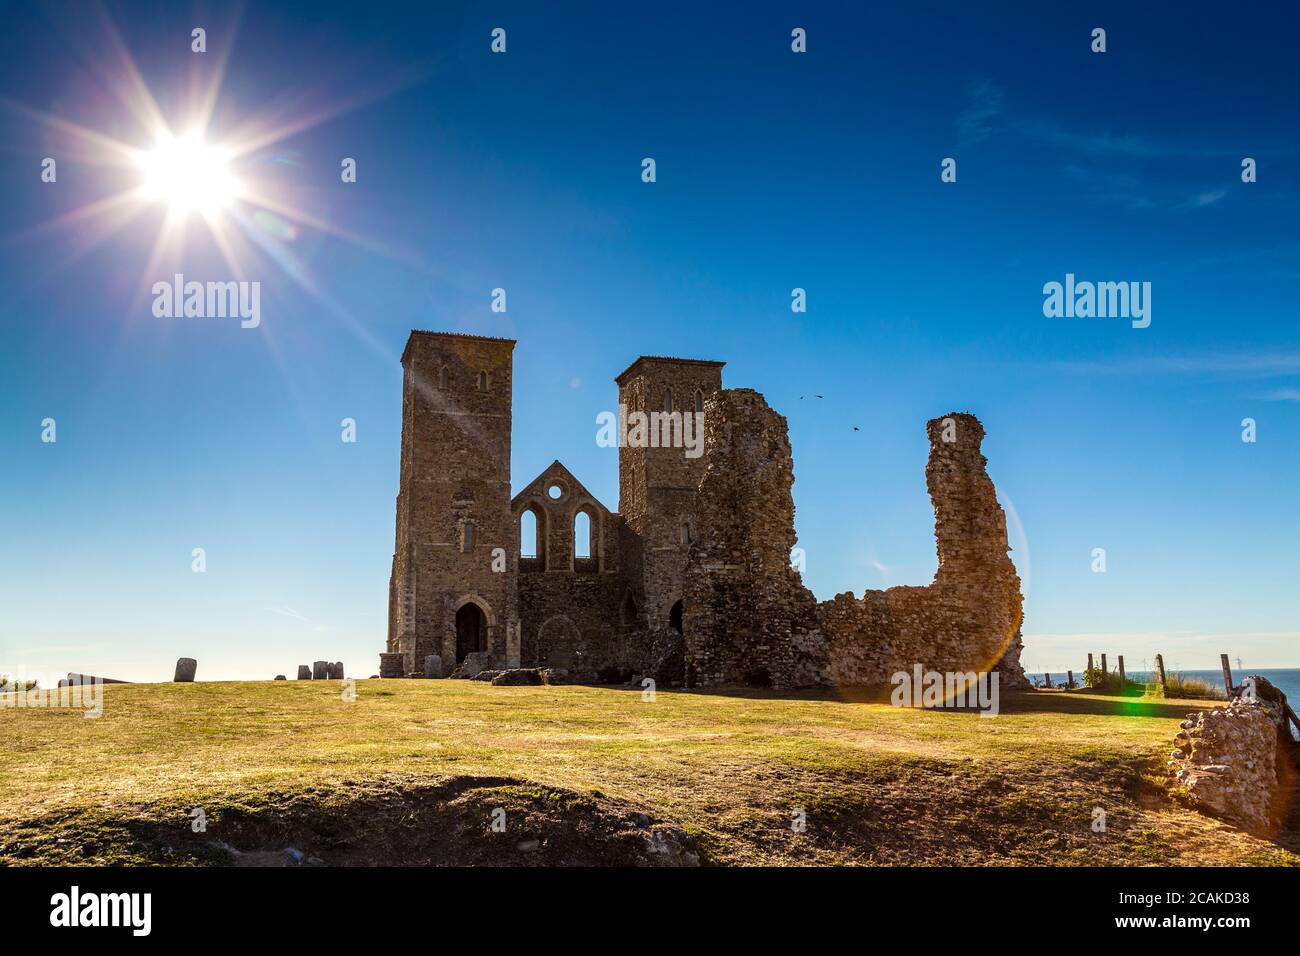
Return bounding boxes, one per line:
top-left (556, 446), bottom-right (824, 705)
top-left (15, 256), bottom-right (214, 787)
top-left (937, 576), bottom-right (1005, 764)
top-left (2, 680), bottom-right (1297, 866)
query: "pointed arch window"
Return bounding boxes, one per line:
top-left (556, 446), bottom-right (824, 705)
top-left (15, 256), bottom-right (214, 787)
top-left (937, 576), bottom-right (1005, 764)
top-left (439, 366), bottom-right (450, 389)
top-left (461, 522), bottom-right (475, 552)
top-left (663, 387), bottom-right (674, 412)
top-left (520, 509), bottom-right (539, 559)
top-left (574, 511), bottom-right (592, 559)
top-left (477, 370), bottom-right (489, 391)
top-left (694, 389), bottom-right (704, 414)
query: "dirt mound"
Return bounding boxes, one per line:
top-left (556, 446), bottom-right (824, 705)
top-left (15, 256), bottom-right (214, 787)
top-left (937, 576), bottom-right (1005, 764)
top-left (4, 776), bottom-right (701, 867)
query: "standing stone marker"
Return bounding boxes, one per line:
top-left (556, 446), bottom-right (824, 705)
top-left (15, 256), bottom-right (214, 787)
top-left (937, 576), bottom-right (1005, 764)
top-left (174, 658), bottom-right (197, 682)
top-left (379, 653), bottom-right (404, 679)
top-left (313, 661), bottom-right (328, 680)
top-left (423, 654), bottom-right (443, 679)
top-left (297, 665), bottom-right (312, 680)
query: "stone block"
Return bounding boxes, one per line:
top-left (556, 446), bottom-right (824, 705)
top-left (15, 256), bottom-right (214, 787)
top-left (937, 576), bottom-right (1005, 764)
top-left (378, 653), bottom-right (404, 679)
top-left (491, 668), bottom-right (542, 686)
top-left (450, 651), bottom-right (491, 679)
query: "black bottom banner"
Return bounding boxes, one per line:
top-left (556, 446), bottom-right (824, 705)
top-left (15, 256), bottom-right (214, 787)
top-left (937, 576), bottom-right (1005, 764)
top-left (0, 865), bottom-right (1292, 940)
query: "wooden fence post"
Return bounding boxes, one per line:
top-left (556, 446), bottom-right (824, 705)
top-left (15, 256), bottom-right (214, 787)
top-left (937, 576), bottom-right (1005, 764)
top-left (1044, 672), bottom-right (1052, 689)
top-left (1117, 656), bottom-right (1126, 685)
top-left (1101, 653), bottom-right (1108, 675)
top-left (1067, 669), bottom-right (1074, 689)
top-left (1087, 653), bottom-right (1094, 673)
top-left (1220, 654), bottom-right (1234, 695)
top-left (1154, 654), bottom-right (1166, 688)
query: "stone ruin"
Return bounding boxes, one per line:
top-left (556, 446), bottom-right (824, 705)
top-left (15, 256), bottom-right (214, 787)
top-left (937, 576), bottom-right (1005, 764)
top-left (296, 662), bottom-right (344, 680)
top-left (683, 393), bottom-right (1026, 688)
top-left (381, 331), bottom-right (1026, 689)
top-left (58, 673), bottom-right (129, 687)
top-left (1169, 675), bottom-right (1294, 832)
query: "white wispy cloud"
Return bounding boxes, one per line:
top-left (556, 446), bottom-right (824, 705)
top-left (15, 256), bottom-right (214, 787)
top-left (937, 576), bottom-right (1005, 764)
top-left (956, 80), bottom-right (1005, 146)
top-left (958, 90), bottom-right (1292, 211)
top-left (1049, 353), bottom-right (1300, 377)
top-left (1015, 118), bottom-right (1268, 160)
top-left (266, 606), bottom-right (333, 631)
top-left (1185, 188), bottom-right (1227, 208)
top-left (1063, 162), bottom-right (1231, 211)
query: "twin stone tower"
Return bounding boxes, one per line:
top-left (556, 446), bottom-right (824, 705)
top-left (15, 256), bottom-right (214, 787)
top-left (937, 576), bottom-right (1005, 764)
top-left (383, 330), bottom-right (1027, 689)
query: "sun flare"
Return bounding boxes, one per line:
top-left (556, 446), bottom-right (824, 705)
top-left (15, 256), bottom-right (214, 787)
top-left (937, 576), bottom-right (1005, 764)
top-left (137, 130), bottom-right (239, 216)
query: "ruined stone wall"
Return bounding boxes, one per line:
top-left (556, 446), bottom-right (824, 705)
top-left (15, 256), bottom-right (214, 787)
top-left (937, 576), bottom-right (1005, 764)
top-left (820, 413), bottom-right (1026, 687)
top-left (1170, 676), bottom-right (1292, 832)
top-left (616, 357), bottom-right (724, 637)
top-left (682, 390), bottom-right (826, 688)
top-left (682, 397), bottom-right (1025, 689)
top-left (518, 572), bottom-right (628, 678)
top-left (511, 462), bottom-right (630, 679)
top-left (385, 337), bottom-right (1029, 690)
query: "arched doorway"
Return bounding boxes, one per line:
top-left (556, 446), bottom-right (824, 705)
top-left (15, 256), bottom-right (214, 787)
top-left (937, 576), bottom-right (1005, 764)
top-left (669, 599), bottom-right (683, 634)
top-left (456, 602), bottom-right (487, 662)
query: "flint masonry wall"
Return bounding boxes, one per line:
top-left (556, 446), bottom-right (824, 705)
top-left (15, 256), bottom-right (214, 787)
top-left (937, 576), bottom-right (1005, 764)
top-left (682, 390), bottom-right (826, 687)
top-left (513, 461), bottom-right (627, 678)
top-left (683, 398), bottom-right (1027, 688)
top-left (820, 413), bottom-right (1027, 687)
top-left (387, 332), bottom-right (518, 674)
top-left (1169, 676), bottom-right (1292, 832)
top-left (385, 333), bottom-right (1028, 690)
top-left (616, 357), bottom-right (725, 656)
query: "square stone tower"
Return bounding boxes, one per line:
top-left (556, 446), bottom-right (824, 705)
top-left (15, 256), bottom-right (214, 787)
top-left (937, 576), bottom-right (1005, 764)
top-left (615, 356), bottom-right (724, 635)
top-left (387, 331), bottom-right (519, 674)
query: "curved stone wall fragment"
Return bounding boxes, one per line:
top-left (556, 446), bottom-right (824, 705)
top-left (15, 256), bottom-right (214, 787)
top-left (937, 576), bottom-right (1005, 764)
top-left (683, 396), bottom-right (1026, 689)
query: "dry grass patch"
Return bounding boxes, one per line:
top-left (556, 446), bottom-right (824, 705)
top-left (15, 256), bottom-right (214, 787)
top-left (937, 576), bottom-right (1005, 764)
top-left (1, 681), bottom-right (1295, 865)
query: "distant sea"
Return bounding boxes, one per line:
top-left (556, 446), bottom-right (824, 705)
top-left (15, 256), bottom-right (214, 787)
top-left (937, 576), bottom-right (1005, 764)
top-left (1032, 668), bottom-right (1300, 702)
top-left (1030, 668), bottom-right (1300, 738)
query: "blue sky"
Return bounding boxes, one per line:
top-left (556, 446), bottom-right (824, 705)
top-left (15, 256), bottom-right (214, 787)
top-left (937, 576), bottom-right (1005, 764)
top-left (1, 1), bottom-right (1298, 681)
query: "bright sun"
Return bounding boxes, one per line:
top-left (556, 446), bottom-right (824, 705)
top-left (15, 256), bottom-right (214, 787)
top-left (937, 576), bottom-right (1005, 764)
top-left (138, 130), bottom-right (239, 216)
